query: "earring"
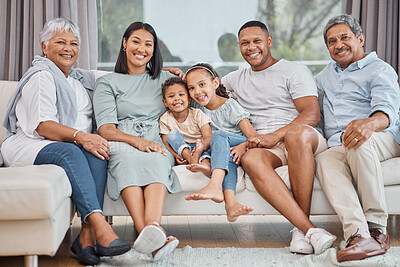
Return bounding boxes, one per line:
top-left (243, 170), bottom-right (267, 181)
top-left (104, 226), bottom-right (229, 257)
top-left (44, 54), bottom-right (47, 58)
top-left (123, 47), bottom-right (126, 52)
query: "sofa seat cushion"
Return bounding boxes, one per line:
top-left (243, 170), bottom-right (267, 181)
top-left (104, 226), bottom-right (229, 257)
top-left (382, 158), bottom-right (400, 185)
top-left (172, 165), bottom-right (246, 193)
top-left (0, 165), bottom-right (71, 220)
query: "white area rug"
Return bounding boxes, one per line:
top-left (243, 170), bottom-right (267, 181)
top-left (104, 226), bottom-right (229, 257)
top-left (96, 246), bottom-right (400, 267)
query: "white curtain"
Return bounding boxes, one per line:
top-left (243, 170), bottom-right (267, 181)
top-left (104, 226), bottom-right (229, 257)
top-left (341, 0), bottom-right (400, 77)
top-left (0, 0), bottom-right (98, 81)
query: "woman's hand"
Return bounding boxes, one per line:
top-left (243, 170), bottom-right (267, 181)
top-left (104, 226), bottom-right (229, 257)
top-left (75, 132), bottom-right (110, 160)
top-left (163, 67), bottom-right (184, 78)
top-left (230, 142), bottom-right (247, 165)
top-left (136, 139), bottom-right (167, 156)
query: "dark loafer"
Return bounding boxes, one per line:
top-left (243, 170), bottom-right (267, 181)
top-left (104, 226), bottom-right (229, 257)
top-left (96, 238), bottom-right (131, 257)
top-left (70, 235), bottom-right (100, 265)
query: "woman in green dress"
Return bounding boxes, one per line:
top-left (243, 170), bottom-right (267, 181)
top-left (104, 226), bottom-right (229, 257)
top-left (94, 22), bottom-right (181, 261)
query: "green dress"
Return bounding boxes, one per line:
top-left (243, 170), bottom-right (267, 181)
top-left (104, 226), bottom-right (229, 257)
top-left (94, 71), bottom-right (181, 200)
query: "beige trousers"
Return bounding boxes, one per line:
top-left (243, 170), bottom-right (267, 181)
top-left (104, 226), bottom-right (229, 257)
top-left (315, 131), bottom-right (400, 240)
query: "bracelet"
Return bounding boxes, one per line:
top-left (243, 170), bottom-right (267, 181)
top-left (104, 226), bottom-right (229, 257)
top-left (73, 130), bottom-right (82, 145)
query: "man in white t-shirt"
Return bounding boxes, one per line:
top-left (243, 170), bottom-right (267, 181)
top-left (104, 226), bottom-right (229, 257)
top-left (222, 20), bottom-right (335, 254)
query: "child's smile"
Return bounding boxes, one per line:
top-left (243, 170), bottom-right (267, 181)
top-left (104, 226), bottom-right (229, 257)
top-left (163, 84), bottom-right (190, 114)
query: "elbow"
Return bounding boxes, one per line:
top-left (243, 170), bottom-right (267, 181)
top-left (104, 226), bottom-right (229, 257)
top-left (305, 110), bottom-right (320, 127)
top-left (312, 112), bottom-right (321, 127)
top-left (98, 124), bottom-right (115, 140)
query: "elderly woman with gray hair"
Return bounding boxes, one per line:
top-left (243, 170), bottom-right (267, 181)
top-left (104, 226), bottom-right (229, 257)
top-left (1, 18), bottom-right (130, 265)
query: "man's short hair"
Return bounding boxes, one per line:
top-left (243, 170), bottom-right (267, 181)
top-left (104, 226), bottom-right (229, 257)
top-left (323, 14), bottom-right (363, 45)
top-left (238, 20), bottom-right (269, 37)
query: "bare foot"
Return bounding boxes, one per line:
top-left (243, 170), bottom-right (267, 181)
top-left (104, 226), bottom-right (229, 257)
top-left (185, 184), bottom-right (224, 203)
top-left (226, 203), bottom-right (254, 222)
top-left (188, 139), bottom-right (204, 164)
top-left (186, 163), bottom-right (211, 176)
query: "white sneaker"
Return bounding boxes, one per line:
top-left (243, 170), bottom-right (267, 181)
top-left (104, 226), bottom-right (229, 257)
top-left (289, 227), bottom-right (314, 254)
top-left (305, 228), bottom-right (336, 255)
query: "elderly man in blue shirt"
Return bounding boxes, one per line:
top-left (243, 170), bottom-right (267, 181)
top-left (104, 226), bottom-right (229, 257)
top-left (315, 14), bottom-right (400, 262)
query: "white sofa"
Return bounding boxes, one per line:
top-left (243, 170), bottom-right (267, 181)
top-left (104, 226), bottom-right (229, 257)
top-left (1, 77), bottom-right (400, 267)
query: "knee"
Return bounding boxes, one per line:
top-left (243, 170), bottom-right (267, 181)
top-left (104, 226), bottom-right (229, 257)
top-left (346, 137), bottom-right (374, 158)
top-left (40, 142), bottom-right (86, 169)
top-left (211, 130), bottom-right (228, 143)
top-left (241, 149), bottom-right (258, 170)
top-left (62, 143), bottom-right (84, 158)
top-left (167, 130), bottom-right (182, 143)
top-left (285, 125), bottom-right (316, 151)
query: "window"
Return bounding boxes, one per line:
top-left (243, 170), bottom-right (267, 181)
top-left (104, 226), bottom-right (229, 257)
top-left (97, 0), bottom-right (341, 75)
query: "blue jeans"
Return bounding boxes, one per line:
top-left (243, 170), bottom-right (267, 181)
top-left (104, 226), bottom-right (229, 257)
top-left (34, 142), bottom-right (107, 223)
top-left (210, 130), bottom-right (247, 192)
top-left (167, 130), bottom-right (210, 162)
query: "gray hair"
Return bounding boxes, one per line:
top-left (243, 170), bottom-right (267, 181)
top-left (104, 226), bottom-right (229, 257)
top-left (40, 18), bottom-right (81, 47)
top-left (323, 14), bottom-right (363, 45)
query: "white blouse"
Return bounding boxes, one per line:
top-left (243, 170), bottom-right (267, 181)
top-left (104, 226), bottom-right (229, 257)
top-left (1, 71), bottom-right (93, 167)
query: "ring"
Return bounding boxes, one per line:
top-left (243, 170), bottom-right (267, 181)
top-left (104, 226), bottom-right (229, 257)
top-left (257, 138), bottom-right (261, 145)
top-left (354, 137), bottom-right (359, 142)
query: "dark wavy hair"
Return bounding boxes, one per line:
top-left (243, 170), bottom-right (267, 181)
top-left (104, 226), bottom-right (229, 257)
top-left (161, 77), bottom-right (187, 99)
top-left (114, 22), bottom-right (163, 79)
top-left (184, 63), bottom-right (229, 98)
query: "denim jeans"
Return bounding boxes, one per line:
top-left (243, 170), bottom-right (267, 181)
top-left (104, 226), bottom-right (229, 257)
top-left (210, 130), bottom-right (247, 192)
top-left (167, 130), bottom-right (210, 162)
top-left (34, 142), bottom-right (107, 223)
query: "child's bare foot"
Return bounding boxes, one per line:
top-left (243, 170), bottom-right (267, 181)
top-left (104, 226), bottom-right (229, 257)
top-left (185, 184), bottom-right (224, 203)
top-left (226, 203), bottom-right (254, 222)
top-left (186, 161), bottom-right (211, 176)
top-left (188, 139), bottom-right (204, 164)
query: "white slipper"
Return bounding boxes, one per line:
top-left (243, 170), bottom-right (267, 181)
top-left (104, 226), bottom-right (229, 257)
top-left (153, 236), bottom-right (179, 261)
top-left (133, 224), bottom-right (167, 254)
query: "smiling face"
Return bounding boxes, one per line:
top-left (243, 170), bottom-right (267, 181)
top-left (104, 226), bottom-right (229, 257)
top-left (163, 83), bottom-right (190, 114)
top-left (326, 23), bottom-right (365, 69)
top-left (186, 69), bottom-right (219, 108)
top-left (41, 30), bottom-right (79, 77)
top-left (123, 28), bottom-right (154, 74)
top-left (238, 26), bottom-right (273, 71)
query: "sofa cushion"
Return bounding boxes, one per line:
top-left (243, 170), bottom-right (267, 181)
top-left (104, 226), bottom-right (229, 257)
top-left (0, 165), bottom-right (71, 220)
top-left (172, 165), bottom-right (246, 193)
top-left (382, 158), bottom-right (400, 185)
top-left (0, 81), bottom-right (18, 147)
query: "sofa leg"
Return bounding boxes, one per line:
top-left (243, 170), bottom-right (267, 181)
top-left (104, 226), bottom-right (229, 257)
top-left (105, 216), bottom-right (113, 225)
top-left (24, 255), bottom-right (38, 267)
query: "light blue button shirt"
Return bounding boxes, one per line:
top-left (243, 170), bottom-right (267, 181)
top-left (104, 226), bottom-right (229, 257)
top-left (315, 52), bottom-right (400, 147)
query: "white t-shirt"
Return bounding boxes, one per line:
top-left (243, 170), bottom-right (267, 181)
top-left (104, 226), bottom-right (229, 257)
top-left (222, 59), bottom-right (317, 135)
top-left (1, 71), bottom-right (93, 166)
